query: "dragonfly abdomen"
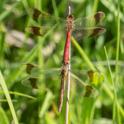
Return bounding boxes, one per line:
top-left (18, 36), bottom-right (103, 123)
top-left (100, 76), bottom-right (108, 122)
top-left (63, 31), bottom-right (71, 64)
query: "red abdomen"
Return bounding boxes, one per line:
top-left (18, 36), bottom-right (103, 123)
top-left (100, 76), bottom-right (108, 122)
top-left (63, 31), bottom-right (71, 64)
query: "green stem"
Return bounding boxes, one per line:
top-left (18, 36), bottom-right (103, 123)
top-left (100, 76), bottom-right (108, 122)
top-left (93, 0), bottom-right (99, 13)
top-left (71, 37), bottom-right (96, 71)
top-left (104, 47), bottom-right (117, 123)
top-left (0, 71), bottom-right (19, 124)
top-left (115, 0), bottom-right (121, 123)
top-left (115, 0), bottom-right (120, 87)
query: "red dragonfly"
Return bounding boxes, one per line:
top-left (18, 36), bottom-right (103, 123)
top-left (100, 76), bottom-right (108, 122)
top-left (26, 5), bottom-right (105, 112)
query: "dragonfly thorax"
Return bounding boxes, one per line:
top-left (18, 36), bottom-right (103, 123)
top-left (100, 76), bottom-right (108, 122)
top-left (66, 15), bottom-right (74, 32)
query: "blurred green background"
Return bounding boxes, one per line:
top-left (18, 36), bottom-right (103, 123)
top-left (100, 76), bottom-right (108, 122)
top-left (0, 0), bottom-right (124, 124)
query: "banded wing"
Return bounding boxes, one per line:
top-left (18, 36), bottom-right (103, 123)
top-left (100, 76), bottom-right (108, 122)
top-left (22, 63), bottom-right (61, 88)
top-left (32, 8), bottom-right (64, 23)
top-left (73, 11), bottom-right (106, 39)
top-left (84, 85), bottom-right (94, 97)
top-left (26, 8), bottom-right (65, 36)
top-left (74, 11), bottom-right (105, 28)
top-left (72, 27), bottom-right (105, 40)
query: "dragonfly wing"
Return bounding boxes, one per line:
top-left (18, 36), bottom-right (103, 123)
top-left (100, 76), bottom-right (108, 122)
top-left (26, 8), bottom-right (66, 36)
top-left (25, 26), bottom-right (51, 36)
top-left (21, 70), bottom-right (60, 89)
top-left (21, 63), bottom-right (61, 88)
top-left (22, 76), bottom-right (39, 89)
top-left (84, 85), bottom-right (93, 97)
top-left (94, 11), bottom-right (105, 24)
top-left (25, 22), bottom-right (65, 36)
top-left (74, 11), bottom-right (105, 29)
top-left (33, 8), bottom-right (42, 21)
top-left (25, 63), bottom-right (61, 75)
top-left (31, 8), bottom-right (65, 27)
top-left (89, 27), bottom-right (106, 37)
top-left (72, 27), bottom-right (106, 40)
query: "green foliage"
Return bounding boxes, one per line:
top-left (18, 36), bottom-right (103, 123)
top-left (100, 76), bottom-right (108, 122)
top-left (0, 107), bottom-right (9, 124)
top-left (0, 0), bottom-right (124, 124)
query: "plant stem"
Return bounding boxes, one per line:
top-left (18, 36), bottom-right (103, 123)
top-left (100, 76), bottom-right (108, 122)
top-left (115, 0), bottom-right (121, 123)
top-left (93, 0), bottom-right (99, 13)
top-left (115, 0), bottom-right (120, 89)
top-left (71, 37), bottom-right (96, 71)
top-left (65, 63), bottom-right (71, 124)
top-left (0, 71), bottom-right (19, 124)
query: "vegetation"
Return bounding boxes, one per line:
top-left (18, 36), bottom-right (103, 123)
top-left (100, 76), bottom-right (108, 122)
top-left (0, 0), bottom-right (124, 124)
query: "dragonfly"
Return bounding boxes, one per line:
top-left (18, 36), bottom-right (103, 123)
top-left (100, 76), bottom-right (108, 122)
top-left (26, 4), bottom-right (105, 112)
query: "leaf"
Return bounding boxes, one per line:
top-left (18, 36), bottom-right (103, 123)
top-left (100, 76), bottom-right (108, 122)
top-left (0, 107), bottom-right (9, 124)
top-left (81, 97), bottom-right (95, 124)
top-left (39, 90), bottom-right (53, 118)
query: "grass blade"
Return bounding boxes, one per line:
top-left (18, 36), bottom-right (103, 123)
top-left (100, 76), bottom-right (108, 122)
top-left (0, 2), bottom-right (20, 22)
top-left (71, 36), bottom-right (96, 71)
top-left (0, 107), bottom-right (9, 124)
top-left (0, 71), bottom-right (19, 124)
